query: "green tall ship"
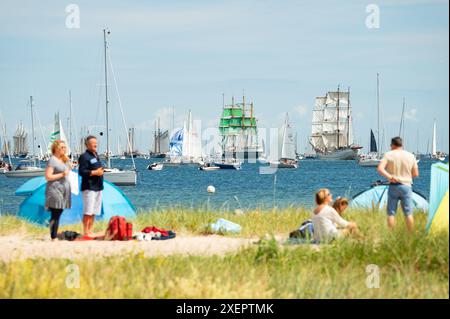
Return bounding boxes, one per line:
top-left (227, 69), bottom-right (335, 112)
top-left (218, 94), bottom-right (262, 161)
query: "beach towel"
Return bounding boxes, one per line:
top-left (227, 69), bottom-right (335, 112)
top-left (142, 226), bottom-right (169, 237)
top-left (140, 226), bottom-right (176, 240)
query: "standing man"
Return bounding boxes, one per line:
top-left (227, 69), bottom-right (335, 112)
top-left (78, 135), bottom-right (104, 237)
top-left (377, 137), bottom-right (419, 231)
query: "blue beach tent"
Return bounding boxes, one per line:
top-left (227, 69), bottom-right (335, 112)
top-left (351, 184), bottom-right (429, 212)
top-left (15, 175), bottom-right (136, 226)
top-left (426, 162), bottom-right (449, 234)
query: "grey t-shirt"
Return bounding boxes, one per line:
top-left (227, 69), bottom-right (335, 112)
top-left (45, 156), bottom-right (71, 209)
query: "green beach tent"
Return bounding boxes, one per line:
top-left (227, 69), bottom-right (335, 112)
top-left (426, 162), bottom-right (449, 234)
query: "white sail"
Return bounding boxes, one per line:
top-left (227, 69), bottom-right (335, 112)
top-left (159, 130), bottom-right (170, 154)
top-left (13, 122), bottom-right (28, 156)
top-left (280, 113), bottom-right (296, 160)
top-left (310, 90), bottom-right (353, 152)
top-left (180, 111), bottom-right (202, 160)
top-left (48, 113), bottom-right (71, 155)
top-left (181, 119), bottom-right (189, 158)
top-left (432, 120), bottom-right (437, 156)
top-left (190, 118), bottom-right (202, 159)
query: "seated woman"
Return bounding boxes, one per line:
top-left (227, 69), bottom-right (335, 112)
top-left (312, 189), bottom-right (358, 243)
top-left (332, 196), bottom-right (349, 217)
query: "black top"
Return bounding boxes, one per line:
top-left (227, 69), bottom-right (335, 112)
top-left (78, 150), bottom-right (104, 191)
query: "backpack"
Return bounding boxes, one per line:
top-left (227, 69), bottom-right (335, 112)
top-left (289, 219), bottom-right (314, 240)
top-left (58, 230), bottom-right (82, 241)
top-left (106, 216), bottom-right (133, 241)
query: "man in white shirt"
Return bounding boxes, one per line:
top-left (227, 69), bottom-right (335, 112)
top-left (377, 137), bottom-right (419, 231)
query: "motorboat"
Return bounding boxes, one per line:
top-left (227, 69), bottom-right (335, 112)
top-left (199, 163), bottom-right (220, 171)
top-left (147, 163), bottom-right (163, 171)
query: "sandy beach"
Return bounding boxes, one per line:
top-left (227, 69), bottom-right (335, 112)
top-left (0, 235), bottom-right (255, 262)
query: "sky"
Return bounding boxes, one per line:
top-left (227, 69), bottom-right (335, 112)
top-left (0, 0), bottom-right (448, 155)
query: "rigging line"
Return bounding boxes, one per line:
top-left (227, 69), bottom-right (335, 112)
top-left (107, 47), bottom-right (136, 170)
top-left (69, 98), bottom-right (80, 154)
top-left (33, 103), bottom-right (49, 153)
top-left (0, 110), bottom-right (13, 165)
top-left (94, 45), bottom-right (104, 132)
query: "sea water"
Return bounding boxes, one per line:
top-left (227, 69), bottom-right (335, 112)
top-left (0, 158), bottom-right (432, 215)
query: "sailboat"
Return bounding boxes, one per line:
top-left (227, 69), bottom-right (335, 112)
top-left (181, 110), bottom-right (202, 165)
top-left (6, 96), bottom-right (46, 178)
top-left (218, 94), bottom-right (261, 162)
top-left (359, 74), bottom-right (383, 167)
top-left (0, 113), bottom-right (13, 173)
top-left (309, 86), bottom-right (362, 160)
top-left (358, 130), bottom-right (381, 167)
top-left (430, 119), bottom-right (447, 161)
top-left (163, 128), bottom-right (183, 167)
top-left (48, 112), bottom-right (71, 155)
top-left (150, 117), bottom-right (169, 158)
top-left (163, 110), bottom-right (203, 166)
top-left (100, 29), bottom-right (137, 186)
top-left (258, 138), bottom-right (268, 164)
top-left (269, 113), bottom-right (298, 169)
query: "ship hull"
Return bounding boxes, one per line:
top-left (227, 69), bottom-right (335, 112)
top-left (316, 148), bottom-right (359, 160)
top-left (150, 153), bottom-right (166, 159)
top-left (358, 159), bottom-right (381, 167)
top-left (103, 169), bottom-right (137, 186)
top-left (213, 162), bottom-right (241, 170)
top-left (5, 167), bottom-right (45, 178)
top-left (269, 161), bottom-right (298, 169)
top-left (222, 150), bottom-right (261, 163)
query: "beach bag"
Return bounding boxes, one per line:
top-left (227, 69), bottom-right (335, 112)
top-left (106, 216), bottom-right (132, 241)
top-left (58, 230), bottom-right (82, 241)
top-left (289, 219), bottom-right (314, 240)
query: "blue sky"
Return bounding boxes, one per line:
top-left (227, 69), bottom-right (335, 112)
top-left (0, 0), bottom-right (448, 154)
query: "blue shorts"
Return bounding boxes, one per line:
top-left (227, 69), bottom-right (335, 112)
top-left (387, 184), bottom-right (413, 217)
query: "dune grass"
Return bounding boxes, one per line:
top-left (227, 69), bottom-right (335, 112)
top-left (0, 208), bottom-right (448, 298)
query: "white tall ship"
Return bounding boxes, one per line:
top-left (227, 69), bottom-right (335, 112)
top-left (6, 96), bottom-right (46, 178)
top-left (310, 87), bottom-right (361, 160)
top-left (12, 122), bottom-right (28, 158)
top-left (269, 113), bottom-right (298, 169)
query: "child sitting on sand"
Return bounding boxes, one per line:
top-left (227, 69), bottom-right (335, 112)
top-left (312, 189), bottom-right (358, 243)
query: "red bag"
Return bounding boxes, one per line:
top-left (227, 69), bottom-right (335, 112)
top-left (106, 216), bottom-right (132, 241)
top-left (126, 222), bottom-right (133, 240)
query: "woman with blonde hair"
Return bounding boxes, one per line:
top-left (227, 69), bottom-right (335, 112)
top-left (312, 189), bottom-right (358, 242)
top-left (45, 140), bottom-right (71, 240)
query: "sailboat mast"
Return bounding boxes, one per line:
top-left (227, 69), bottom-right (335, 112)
top-left (103, 28), bottom-right (111, 167)
top-left (376, 73), bottom-right (380, 157)
top-left (69, 90), bottom-right (73, 155)
top-left (432, 119), bottom-right (437, 156)
top-left (157, 117), bottom-right (161, 154)
top-left (30, 96), bottom-right (36, 166)
top-left (347, 86), bottom-right (351, 147)
top-left (399, 97), bottom-right (405, 138)
top-left (336, 85), bottom-right (340, 149)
